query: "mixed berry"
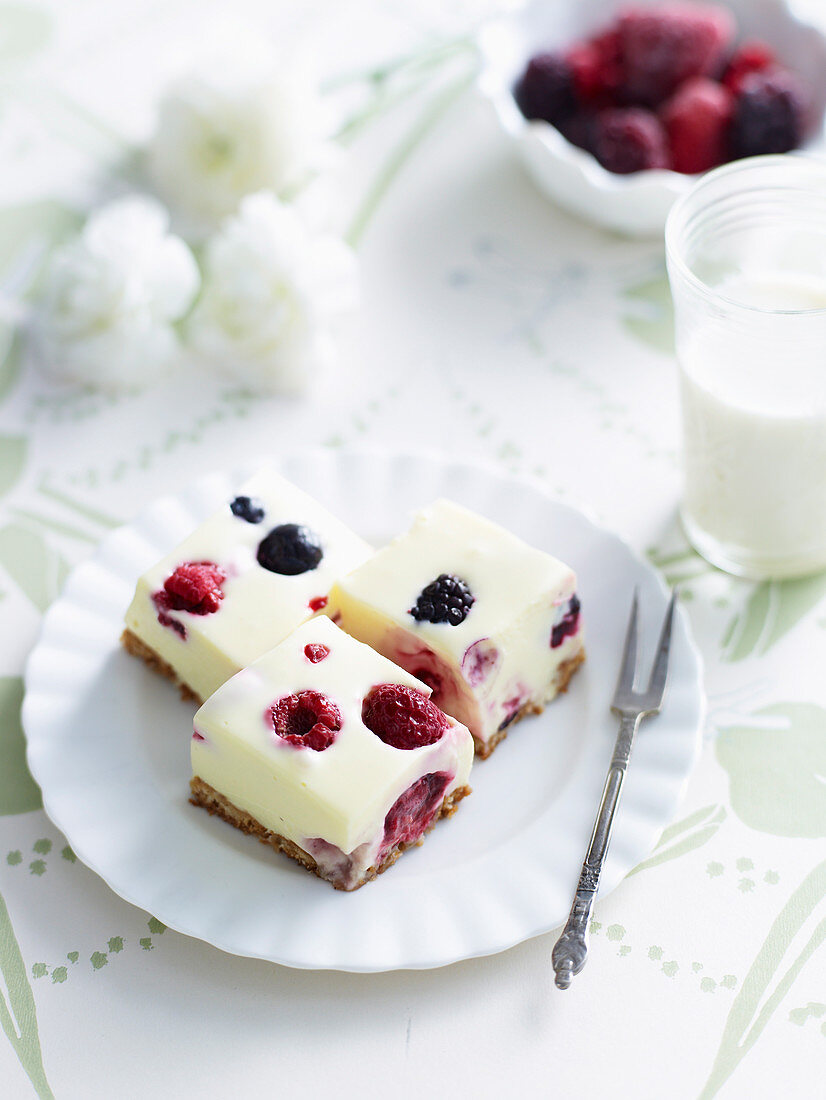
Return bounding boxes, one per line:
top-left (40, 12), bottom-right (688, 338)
top-left (230, 495), bottom-right (265, 524)
top-left (304, 642), bottom-right (330, 663)
top-left (551, 594), bottom-right (581, 649)
top-left (461, 638), bottom-right (501, 687)
top-left (381, 772), bottom-right (451, 853)
top-left (271, 690), bottom-right (342, 751)
top-left (410, 574), bottom-right (475, 626)
top-left (257, 523), bottom-right (323, 575)
top-left (514, 3), bottom-right (811, 174)
top-left (153, 561), bottom-right (226, 634)
top-left (362, 683), bottom-right (449, 750)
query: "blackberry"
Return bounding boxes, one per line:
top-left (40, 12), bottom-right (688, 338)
top-left (513, 53), bottom-right (577, 127)
top-left (230, 495), bottom-right (265, 524)
top-left (410, 574), bottom-right (474, 626)
top-left (257, 523), bottom-right (323, 575)
top-left (730, 70), bottom-right (806, 159)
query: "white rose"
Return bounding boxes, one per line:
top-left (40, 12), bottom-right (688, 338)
top-left (148, 66), bottom-right (331, 231)
top-left (188, 191), bottom-right (357, 394)
top-left (33, 196), bottom-right (199, 393)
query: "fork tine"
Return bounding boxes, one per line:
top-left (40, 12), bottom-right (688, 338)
top-left (614, 587), bottom-right (640, 699)
top-left (645, 590), bottom-right (678, 706)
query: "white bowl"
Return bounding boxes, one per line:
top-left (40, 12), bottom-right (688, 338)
top-left (478, 0), bottom-right (826, 236)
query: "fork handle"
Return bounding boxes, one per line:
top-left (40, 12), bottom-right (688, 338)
top-left (552, 713), bottom-right (641, 990)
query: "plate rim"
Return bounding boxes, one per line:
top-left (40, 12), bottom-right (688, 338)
top-left (22, 447), bottom-right (706, 972)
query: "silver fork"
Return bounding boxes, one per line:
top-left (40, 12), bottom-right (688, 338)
top-left (551, 588), bottom-right (677, 991)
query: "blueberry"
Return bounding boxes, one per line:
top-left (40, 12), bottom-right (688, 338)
top-left (257, 524), bottom-right (323, 575)
top-left (410, 574), bottom-right (474, 626)
top-left (230, 495), bottom-right (265, 524)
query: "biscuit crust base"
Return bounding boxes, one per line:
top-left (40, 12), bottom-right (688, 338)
top-left (121, 629), bottom-right (202, 705)
top-left (474, 645), bottom-right (586, 760)
top-left (189, 776), bottom-right (472, 892)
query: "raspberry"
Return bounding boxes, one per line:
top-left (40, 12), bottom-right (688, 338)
top-left (304, 642), bottom-right (330, 663)
top-left (159, 562), bottom-right (226, 615)
top-left (230, 495), bottom-right (265, 524)
top-left (270, 690), bottom-right (341, 751)
top-left (257, 523), bottom-right (323, 575)
top-left (566, 30), bottom-right (623, 105)
top-left (308, 595), bottom-right (328, 612)
top-left (662, 77), bottom-right (734, 174)
top-left (593, 108), bottom-right (670, 173)
top-left (410, 574), bottom-right (474, 626)
top-left (362, 684), bottom-right (449, 750)
top-left (513, 53), bottom-right (577, 127)
top-left (551, 594), bottom-right (581, 649)
top-left (722, 40), bottom-right (776, 95)
top-left (382, 772), bottom-right (451, 853)
top-left (619, 4), bottom-right (735, 106)
top-left (730, 69), bottom-right (807, 159)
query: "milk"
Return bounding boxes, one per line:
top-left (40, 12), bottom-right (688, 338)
top-left (678, 269), bottom-right (826, 578)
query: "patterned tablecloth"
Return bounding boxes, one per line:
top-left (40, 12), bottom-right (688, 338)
top-left (1, 1), bottom-right (824, 1097)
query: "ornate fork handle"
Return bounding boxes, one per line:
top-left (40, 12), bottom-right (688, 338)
top-left (552, 714), bottom-right (639, 990)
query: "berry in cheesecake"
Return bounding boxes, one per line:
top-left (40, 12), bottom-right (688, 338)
top-left (322, 499), bottom-right (584, 758)
top-left (190, 618), bottom-right (473, 890)
top-left (410, 574), bottom-right (475, 626)
top-left (122, 469), bottom-right (371, 703)
top-left (257, 523), bottom-right (324, 576)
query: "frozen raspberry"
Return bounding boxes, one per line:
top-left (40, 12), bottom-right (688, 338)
top-left (566, 29), bottom-right (623, 105)
top-left (230, 495), bottom-right (265, 524)
top-left (513, 53), bottom-right (577, 126)
top-left (662, 77), bottom-right (734, 174)
top-left (257, 523), bottom-right (323, 575)
top-left (382, 772), bottom-right (451, 853)
top-left (410, 574), bottom-right (474, 626)
top-left (551, 594), bottom-right (581, 649)
top-left (619, 4), bottom-right (735, 106)
top-left (271, 690), bottom-right (342, 751)
top-left (730, 69), bottom-right (807, 158)
top-left (722, 40), bottom-right (776, 95)
top-left (304, 642), bottom-right (330, 664)
top-left (160, 562), bottom-right (226, 614)
top-left (362, 684), bottom-right (449, 750)
top-left (593, 108), bottom-right (670, 173)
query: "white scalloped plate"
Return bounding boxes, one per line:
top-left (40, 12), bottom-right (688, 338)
top-left (22, 451), bottom-right (703, 972)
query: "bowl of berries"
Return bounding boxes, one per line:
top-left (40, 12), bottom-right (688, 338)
top-left (478, 0), bottom-right (826, 235)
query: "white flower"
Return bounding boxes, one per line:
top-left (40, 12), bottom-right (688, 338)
top-left (188, 192), bottom-right (357, 394)
top-left (148, 65), bottom-right (331, 231)
top-left (33, 196), bottom-right (199, 393)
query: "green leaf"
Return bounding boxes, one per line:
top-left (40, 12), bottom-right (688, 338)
top-left (0, 677), bottom-right (42, 815)
top-left (0, 4), bottom-right (52, 65)
top-left (699, 860), bottom-right (826, 1099)
top-left (0, 892), bottom-right (54, 1098)
top-left (722, 575), bottom-right (826, 662)
top-left (627, 806), bottom-right (726, 878)
top-left (0, 523), bottom-right (69, 612)
top-left (717, 703), bottom-right (826, 838)
top-left (0, 436), bottom-right (26, 499)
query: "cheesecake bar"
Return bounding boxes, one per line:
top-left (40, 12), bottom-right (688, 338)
top-left (323, 499), bottom-right (584, 757)
top-left (190, 617), bottom-right (473, 890)
top-left (122, 469), bottom-right (372, 703)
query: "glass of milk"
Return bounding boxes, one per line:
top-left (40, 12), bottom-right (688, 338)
top-left (665, 155), bottom-right (826, 579)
